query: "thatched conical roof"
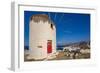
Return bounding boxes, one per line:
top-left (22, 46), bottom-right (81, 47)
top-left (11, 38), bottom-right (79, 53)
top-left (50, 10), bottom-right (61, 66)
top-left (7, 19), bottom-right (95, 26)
top-left (30, 14), bottom-right (51, 23)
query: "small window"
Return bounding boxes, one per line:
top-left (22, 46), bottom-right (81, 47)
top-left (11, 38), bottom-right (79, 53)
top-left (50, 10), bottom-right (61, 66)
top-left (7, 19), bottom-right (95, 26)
top-left (51, 24), bottom-right (53, 30)
top-left (37, 46), bottom-right (42, 48)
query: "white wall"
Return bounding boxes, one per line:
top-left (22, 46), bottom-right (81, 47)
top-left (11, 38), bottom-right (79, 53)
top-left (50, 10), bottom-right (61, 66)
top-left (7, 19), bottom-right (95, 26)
top-left (29, 21), bottom-right (56, 59)
top-left (0, 0), bottom-right (100, 73)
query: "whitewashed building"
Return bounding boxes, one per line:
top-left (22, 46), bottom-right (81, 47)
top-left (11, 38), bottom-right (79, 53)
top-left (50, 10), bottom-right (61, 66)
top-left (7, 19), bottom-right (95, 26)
top-left (27, 14), bottom-right (56, 60)
top-left (63, 46), bottom-right (80, 52)
top-left (80, 48), bottom-right (90, 54)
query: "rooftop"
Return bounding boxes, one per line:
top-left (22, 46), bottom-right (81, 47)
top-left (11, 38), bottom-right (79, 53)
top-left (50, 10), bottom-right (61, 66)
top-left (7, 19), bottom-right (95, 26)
top-left (30, 14), bottom-right (51, 23)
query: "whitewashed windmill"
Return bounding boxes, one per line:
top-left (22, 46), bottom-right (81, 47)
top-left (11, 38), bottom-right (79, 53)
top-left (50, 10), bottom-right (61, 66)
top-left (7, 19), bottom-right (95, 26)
top-left (27, 14), bottom-right (56, 60)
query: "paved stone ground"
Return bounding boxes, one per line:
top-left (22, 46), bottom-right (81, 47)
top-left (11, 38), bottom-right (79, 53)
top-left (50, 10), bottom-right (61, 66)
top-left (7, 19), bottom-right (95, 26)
top-left (24, 51), bottom-right (90, 62)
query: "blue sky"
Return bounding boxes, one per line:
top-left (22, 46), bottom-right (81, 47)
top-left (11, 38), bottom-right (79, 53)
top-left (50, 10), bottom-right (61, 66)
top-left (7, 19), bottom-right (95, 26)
top-left (24, 11), bottom-right (90, 46)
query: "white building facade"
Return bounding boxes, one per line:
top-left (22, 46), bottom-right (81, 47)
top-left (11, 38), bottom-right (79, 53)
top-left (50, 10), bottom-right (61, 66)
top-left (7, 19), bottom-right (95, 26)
top-left (28, 14), bottom-right (56, 60)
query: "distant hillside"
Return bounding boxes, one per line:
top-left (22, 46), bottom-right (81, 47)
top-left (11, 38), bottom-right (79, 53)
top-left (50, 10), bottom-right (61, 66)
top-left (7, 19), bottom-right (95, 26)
top-left (57, 41), bottom-right (90, 50)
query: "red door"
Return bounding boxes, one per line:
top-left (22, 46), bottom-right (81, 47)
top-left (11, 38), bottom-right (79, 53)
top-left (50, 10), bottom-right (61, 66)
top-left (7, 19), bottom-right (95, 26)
top-left (47, 40), bottom-right (52, 53)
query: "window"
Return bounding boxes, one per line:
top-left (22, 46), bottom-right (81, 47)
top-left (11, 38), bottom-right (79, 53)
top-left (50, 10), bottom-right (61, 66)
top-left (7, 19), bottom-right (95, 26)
top-left (51, 24), bottom-right (53, 30)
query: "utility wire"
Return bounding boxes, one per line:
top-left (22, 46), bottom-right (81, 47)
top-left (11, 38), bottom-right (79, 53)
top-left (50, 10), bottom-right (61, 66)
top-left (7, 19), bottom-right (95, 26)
top-left (48, 12), bottom-right (51, 19)
top-left (54, 13), bottom-right (57, 21)
top-left (58, 13), bottom-right (64, 23)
